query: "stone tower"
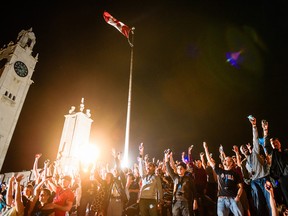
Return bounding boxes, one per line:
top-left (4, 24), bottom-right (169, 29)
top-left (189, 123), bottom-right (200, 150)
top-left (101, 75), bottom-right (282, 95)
top-left (0, 28), bottom-right (38, 171)
top-left (56, 98), bottom-right (93, 175)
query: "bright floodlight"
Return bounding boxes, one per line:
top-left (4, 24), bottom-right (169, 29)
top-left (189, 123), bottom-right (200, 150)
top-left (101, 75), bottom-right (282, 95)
top-left (79, 144), bottom-right (99, 167)
top-left (121, 156), bottom-right (131, 169)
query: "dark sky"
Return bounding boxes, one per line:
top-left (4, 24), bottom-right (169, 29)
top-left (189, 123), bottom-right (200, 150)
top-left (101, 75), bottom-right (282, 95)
top-left (1, 1), bottom-right (288, 173)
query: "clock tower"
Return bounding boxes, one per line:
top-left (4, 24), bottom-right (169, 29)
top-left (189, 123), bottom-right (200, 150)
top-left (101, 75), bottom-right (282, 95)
top-left (0, 28), bottom-right (38, 171)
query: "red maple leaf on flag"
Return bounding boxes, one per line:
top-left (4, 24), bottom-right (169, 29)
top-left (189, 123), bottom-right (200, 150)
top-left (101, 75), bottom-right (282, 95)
top-left (103, 11), bottom-right (131, 38)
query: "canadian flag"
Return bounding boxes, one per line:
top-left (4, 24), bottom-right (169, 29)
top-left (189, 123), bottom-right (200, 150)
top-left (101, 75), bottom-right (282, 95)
top-left (103, 11), bottom-right (131, 38)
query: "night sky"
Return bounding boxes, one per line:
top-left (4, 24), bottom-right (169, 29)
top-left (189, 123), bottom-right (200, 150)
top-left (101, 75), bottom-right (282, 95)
top-left (1, 1), bottom-right (288, 173)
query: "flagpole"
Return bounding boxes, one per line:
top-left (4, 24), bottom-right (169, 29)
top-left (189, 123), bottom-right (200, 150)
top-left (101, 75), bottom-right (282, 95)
top-left (123, 27), bottom-right (135, 167)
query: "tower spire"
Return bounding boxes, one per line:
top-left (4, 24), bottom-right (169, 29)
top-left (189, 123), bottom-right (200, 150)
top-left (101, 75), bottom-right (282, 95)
top-left (80, 98), bottom-right (85, 112)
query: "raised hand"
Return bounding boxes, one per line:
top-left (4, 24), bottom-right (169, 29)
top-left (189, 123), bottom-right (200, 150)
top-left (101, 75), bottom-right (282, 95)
top-left (111, 148), bottom-right (116, 158)
top-left (232, 145), bottom-right (239, 153)
top-left (9, 174), bottom-right (16, 183)
top-left (248, 115), bottom-right (256, 126)
top-left (139, 142), bottom-right (144, 155)
top-left (219, 144), bottom-right (224, 153)
top-left (264, 181), bottom-right (273, 194)
top-left (15, 174), bottom-right (24, 182)
top-left (188, 145), bottom-right (194, 153)
top-left (246, 143), bottom-right (252, 151)
top-left (144, 154), bottom-right (149, 162)
top-left (35, 153), bottom-right (42, 159)
top-left (203, 142), bottom-right (208, 149)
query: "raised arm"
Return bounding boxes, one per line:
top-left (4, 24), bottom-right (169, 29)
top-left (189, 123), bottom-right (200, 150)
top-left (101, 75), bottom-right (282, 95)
top-left (6, 175), bottom-right (15, 207)
top-left (32, 153), bottom-right (42, 180)
top-left (46, 176), bottom-right (58, 193)
top-left (219, 144), bottom-right (226, 163)
top-left (188, 145), bottom-right (194, 163)
top-left (181, 151), bottom-right (186, 163)
top-left (164, 151), bottom-right (177, 180)
top-left (200, 152), bottom-right (207, 169)
top-left (169, 151), bottom-right (177, 172)
top-left (111, 148), bottom-right (123, 173)
top-left (248, 115), bottom-right (260, 153)
top-left (43, 159), bottom-right (51, 178)
top-left (203, 142), bottom-right (215, 168)
top-left (265, 181), bottom-right (279, 216)
top-left (138, 143), bottom-right (145, 177)
top-left (232, 145), bottom-right (242, 168)
top-left (14, 174), bottom-right (25, 215)
top-left (114, 150), bottom-right (127, 189)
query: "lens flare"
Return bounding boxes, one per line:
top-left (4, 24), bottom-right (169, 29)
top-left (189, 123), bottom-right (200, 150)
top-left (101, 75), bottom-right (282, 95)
top-left (226, 49), bottom-right (244, 69)
top-left (78, 144), bottom-right (99, 168)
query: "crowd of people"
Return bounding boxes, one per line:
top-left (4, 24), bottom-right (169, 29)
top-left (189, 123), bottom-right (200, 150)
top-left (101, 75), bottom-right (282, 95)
top-left (0, 116), bottom-right (288, 216)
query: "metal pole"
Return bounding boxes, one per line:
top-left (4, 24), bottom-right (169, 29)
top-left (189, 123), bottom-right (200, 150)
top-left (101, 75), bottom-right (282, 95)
top-left (123, 27), bottom-right (135, 167)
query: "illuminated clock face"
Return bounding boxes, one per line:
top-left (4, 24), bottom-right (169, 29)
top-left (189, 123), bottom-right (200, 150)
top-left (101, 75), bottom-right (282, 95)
top-left (14, 61), bottom-right (28, 77)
